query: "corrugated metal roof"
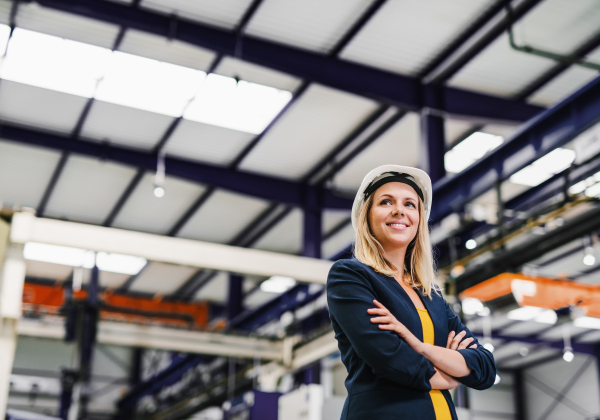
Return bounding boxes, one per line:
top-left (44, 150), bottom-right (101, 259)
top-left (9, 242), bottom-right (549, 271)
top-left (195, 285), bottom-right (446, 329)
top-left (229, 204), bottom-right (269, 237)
top-left (253, 208), bottom-right (302, 255)
top-left (0, 140), bottom-right (62, 209)
top-left (112, 173), bottom-right (205, 234)
top-left (214, 57), bottom-right (302, 92)
top-left (194, 271), bottom-right (227, 303)
top-left (81, 100), bottom-right (175, 151)
top-left (239, 84), bottom-right (379, 180)
top-left (445, 118), bottom-right (474, 146)
top-left (333, 112), bottom-right (421, 191)
top-left (25, 260), bottom-right (72, 281)
top-left (323, 209), bottom-right (350, 234)
top-left (323, 223), bottom-right (354, 260)
top-left (140, 0), bottom-right (253, 30)
top-left (16, 2), bottom-right (120, 49)
top-left (245, 0), bottom-right (373, 53)
top-left (340, 0), bottom-right (494, 75)
top-left (177, 189), bottom-right (270, 243)
top-left (118, 29), bottom-right (217, 71)
top-left (44, 155), bottom-right (137, 224)
top-left (450, 0), bottom-right (600, 97)
top-left (0, 81), bottom-right (88, 135)
top-left (528, 66), bottom-right (600, 106)
top-left (129, 261), bottom-right (197, 294)
top-left (0, 0), bottom-right (11, 25)
top-left (164, 119), bottom-right (255, 166)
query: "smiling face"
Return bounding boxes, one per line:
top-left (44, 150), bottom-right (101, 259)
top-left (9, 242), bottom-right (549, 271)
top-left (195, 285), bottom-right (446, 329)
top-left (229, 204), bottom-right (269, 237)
top-left (368, 182), bottom-right (420, 252)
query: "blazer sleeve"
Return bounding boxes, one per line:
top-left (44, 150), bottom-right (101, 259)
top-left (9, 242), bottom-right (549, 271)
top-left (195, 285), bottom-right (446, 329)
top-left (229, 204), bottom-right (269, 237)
top-left (445, 301), bottom-right (497, 390)
top-left (327, 260), bottom-right (437, 391)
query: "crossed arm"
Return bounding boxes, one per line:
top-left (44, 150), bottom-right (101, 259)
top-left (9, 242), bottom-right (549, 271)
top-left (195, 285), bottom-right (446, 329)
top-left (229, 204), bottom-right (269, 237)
top-left (368, 300), bottom-right (476, 390)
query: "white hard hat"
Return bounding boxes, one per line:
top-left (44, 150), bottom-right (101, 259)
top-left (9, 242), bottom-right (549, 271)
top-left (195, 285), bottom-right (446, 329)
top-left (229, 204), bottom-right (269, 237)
top-left (351, 165), bottom-right (433, 231)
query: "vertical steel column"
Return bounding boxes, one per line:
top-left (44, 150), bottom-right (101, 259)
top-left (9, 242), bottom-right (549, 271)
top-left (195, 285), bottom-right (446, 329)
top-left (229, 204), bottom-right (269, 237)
top-left (513, 369), bottom-right (526, 420)
top-left (420, 85), bottom-right (446, 184)
top-left (301, 362), bottom-right (321, 385)
top-left (227, 273), bottom-right (244, 320)
top-left (303, 188), bottom-right (322, 259)
top-left (58, 369), bottom-right (78, 420)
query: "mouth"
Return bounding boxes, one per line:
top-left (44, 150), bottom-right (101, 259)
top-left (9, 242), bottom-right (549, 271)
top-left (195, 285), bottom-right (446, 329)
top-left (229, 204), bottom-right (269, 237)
top-left (386, 222), bottom-right (409, 231)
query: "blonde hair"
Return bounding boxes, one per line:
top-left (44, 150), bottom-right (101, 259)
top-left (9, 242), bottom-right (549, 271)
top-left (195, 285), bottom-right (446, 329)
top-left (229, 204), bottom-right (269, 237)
top-left (353, 192), bottom-right (441, 297)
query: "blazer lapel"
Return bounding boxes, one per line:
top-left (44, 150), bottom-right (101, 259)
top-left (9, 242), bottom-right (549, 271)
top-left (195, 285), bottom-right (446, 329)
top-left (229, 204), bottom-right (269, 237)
top-left (418, 290), bottom-right (445, 347)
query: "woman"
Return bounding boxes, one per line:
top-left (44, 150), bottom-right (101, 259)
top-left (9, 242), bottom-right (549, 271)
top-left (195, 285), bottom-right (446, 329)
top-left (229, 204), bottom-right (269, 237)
top-left (327, 165), bottom-right (496, 420)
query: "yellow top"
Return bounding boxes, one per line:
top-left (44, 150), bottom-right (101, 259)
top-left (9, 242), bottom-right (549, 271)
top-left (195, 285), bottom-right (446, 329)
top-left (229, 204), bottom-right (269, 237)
top-left (417, 308), bottom-right (452, 420)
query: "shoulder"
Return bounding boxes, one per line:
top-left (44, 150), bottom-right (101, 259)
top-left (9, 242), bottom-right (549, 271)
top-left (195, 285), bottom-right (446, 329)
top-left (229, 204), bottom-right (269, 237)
top-left (327, 259), bottom-right (374, 285)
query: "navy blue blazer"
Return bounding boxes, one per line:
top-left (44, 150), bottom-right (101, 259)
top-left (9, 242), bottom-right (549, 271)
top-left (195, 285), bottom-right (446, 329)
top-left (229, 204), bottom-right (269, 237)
top-left (327, 259), bottom-right (496, 420)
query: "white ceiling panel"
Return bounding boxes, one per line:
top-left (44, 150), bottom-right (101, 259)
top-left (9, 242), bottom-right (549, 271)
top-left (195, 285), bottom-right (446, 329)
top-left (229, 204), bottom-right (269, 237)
top-left (323, 209), bottom-right (351, 234)
top-left (129, 261), bottom-right (196, 294)
top-left (499, 348), bottom-right (559, 369)
top-left (450, 0), bottom-right (600, 97)
top-left (81, 100), bottom-right (175, 151)
top-left (0, 140), bottom-right (61, 209)
top-left (445, 118), bottom-right (474, 146)
top-left (178, 189), bottom-right (270, 244)
top-left (244, 289), bottom-right (277, 309)
top-left (239, 84), bottom-right (379, 180)
top-left (449, 33), bottom-right (556, 97)
top-left (528, 65), bottom-right (600, 106)
top-left (0, 0), bottom-right (10, 25)
top-left (498, 320), bottom-right (553, 337)
top-left (15, 2), bottom-right (120, 48)
top-left (482, 123), bottom-right (519, 139)
top-left (25, 260), bottom-right (72, 281)
top-left (45, 155), bottom-right (137, 224)
top-left (340, 0), bottom-right (494, 75)
top-left (214, 57), bottom-right (302, 92)
top-left (0, 81), bottom-right (88, 135)
top-left (81, 269), bottom-right (131, 289)
top-left (334, 112), bottom-right (420, 191)
top-left (119, 29), bottom-right (216, 71)
top-left (245, 0), bottom-right (373, 53)
top-left (323, 223), bottom-right (354, 260)
top-left (537, 322), bottom-right (591, 341)
top-left (576, 271), bottom-right (600, 284)
top-left (253, 208), bottom-right (302, 254)
top-left (140, 0), bottom-right (253, 30)
top-left (112, 173), bottom-right (205, 234)
top-left (165, 120), bottom-right (255, 166)
top-left (195, 271), bottom-right (227, 303)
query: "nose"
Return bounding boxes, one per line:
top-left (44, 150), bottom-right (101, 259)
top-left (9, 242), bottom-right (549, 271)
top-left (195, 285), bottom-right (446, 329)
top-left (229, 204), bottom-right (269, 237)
top-left (392, 206), bottom-right (404, 217)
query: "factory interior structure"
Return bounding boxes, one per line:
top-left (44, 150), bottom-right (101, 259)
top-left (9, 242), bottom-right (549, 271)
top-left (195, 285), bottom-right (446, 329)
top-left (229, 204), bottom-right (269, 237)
top-left (1, 0), bottom-right (600, 419)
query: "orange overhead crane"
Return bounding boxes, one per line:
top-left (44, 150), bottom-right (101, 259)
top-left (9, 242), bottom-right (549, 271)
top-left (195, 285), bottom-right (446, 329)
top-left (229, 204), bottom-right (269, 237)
top-left (22, 282), bottom-right (209, 328)
top-left (459, 273), bottom-right (600, 318)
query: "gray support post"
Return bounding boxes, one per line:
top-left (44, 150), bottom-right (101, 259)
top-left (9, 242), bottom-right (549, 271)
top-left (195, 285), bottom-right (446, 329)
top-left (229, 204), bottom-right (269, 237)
top-left (0, 219), bottom-right (25, 418)
top-left (227, 273), bottom-right (244, 321)
top-left (514, 369), bottom-right (526, 420)
top-left (303, 188), bottom-right (322, 259)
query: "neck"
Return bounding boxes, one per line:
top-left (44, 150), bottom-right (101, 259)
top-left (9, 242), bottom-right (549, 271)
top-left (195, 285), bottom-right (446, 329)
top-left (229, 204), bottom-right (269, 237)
top-left (383, 245), bottom-right (408, 280)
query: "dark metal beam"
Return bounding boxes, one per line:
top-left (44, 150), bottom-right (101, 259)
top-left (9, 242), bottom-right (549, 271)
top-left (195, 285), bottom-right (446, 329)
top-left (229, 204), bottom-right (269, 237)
top-left (30, 0), bottom-right (544, 123)
top-left (36, 151), bottom-right (69, 217)
top-left (433, 74), bottom-right (600, 222)
top-left (0, 122), bottom-right (353, 209)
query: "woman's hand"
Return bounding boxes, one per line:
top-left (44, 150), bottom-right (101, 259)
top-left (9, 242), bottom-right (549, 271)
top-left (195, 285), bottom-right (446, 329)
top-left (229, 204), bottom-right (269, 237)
top-left (368, 300), bottom-right (425, 354)
top-left (446, 330), bottom-right (477, 350)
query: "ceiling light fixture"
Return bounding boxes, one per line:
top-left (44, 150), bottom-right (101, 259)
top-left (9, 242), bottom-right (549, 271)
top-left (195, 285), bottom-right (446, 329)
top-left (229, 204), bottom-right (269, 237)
top-left (510, 148), bottom-right (576, 187)
top-left (583, 246), bottom-right (596, 266)
top-left (460, 298), bottom-right (483, 315)
top-left (154, 151), bottom-right (166, 198)
top-left (444, 132), bottom-right (503, 174)
top-left (260, 276), bottom-right (296, 294)
top-left (465, 239), bottom-right (477, 250)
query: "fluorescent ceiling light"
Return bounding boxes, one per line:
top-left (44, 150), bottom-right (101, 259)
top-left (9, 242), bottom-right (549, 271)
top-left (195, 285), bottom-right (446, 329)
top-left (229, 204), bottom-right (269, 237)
top-left (95, 51), bottom-right (205, 117)
top-left (23, 242), bottom-right (146, 275)
top-left (444, 132), bottom-right (503, 173)
top-left (465, 239), bottom-right (477, 250)
top-left (184, 73), bottom-right (292, 134)
top-left (260, 276), bottom-right (296, 294)
top-left (507, 306), bottom-right (544, 321)
top-left (95, 252), bottom-right (146, 275)
top-left (533, 309), bottom-right (557, 325)
top-left (510, 148), bottom-right (576, 187)
top-left (573, 316), bottom-right (600, 329)
top-left (585, 182), bottom-right (600, 198)
top-left (0, 28), bottom-right (110, 98)
top-left (460, 297), bottom-right (483, 315)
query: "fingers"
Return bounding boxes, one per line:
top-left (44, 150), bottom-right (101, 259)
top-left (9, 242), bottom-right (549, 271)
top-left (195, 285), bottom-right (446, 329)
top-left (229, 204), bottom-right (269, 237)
top-left (451, 330), bottom-right (467, 350)
top-left (367, 308), bottom-right (388, 315)
top-left (457, 337), bottom-right (474, 350)
top-left (373, 300), bottom-right (389, 311)
top-left (469, 344), bottom-right (477, 349)
top-left (370, 316), bottom-right (392, 324)
top-left (446, 331), bottom-right (456, 348)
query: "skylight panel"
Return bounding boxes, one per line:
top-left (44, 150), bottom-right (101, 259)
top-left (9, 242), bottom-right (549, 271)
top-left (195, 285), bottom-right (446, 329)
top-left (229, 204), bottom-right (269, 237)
top-left (510, 148), bottom-right (576, 187)
top-left (184, 73), bottom-right (293, 134)
top-left (95, 51), bottom-right (206, 117)
top-left (0, 28), bottom-right (111, 98)
top-left (444, 132), bottom-right (503, 174)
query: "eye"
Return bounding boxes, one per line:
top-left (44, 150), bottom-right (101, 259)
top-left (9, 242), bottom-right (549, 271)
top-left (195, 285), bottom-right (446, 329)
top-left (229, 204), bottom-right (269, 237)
top-left (380, 199), bottom-right (392, 205)
top-left (406, 201), bottom-right (416, 208)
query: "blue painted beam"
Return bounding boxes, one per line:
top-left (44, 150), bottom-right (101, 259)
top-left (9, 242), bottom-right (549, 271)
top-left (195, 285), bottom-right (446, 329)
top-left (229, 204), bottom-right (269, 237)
top-left (432, 74), bottom-right (600, 222)
top-left (31, 0), bottom-right (544, 123)
top-left (0, 123), bottom-right (352, 210)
